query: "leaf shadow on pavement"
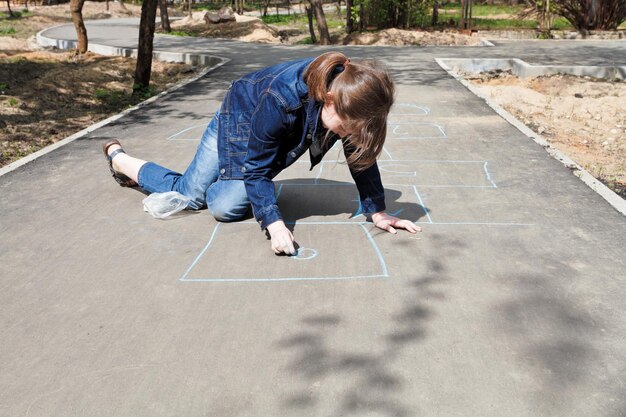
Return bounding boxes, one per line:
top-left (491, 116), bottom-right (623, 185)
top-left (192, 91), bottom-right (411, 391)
top-left (493, 252), bottom-right (610, 414)
top-left (275, 233), bottom-right (465, 416)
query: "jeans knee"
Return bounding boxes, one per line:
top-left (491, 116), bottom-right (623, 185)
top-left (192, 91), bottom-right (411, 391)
top-left (209, 202), bottom-right (248, 222)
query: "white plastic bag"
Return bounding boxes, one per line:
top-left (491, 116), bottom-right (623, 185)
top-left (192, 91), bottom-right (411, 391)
top-left (142, 191), bottom-right (191, 219)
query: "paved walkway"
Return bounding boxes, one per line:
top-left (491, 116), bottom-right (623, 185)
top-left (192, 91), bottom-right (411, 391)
top-left (1, 20), bottom-right (625, 417)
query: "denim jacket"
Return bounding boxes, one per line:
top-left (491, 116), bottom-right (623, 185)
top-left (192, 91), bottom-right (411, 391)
top-left (217, 58), bottom-right (386, 229)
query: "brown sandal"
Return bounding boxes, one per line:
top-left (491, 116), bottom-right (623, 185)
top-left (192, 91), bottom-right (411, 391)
top-left (102, 139), bottom-right (138, 187)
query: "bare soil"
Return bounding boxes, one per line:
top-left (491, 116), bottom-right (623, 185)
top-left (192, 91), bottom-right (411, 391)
top-left (466, 71), bottom-right (626, 198)
top-left (0, 2), bottom-right (200, 167)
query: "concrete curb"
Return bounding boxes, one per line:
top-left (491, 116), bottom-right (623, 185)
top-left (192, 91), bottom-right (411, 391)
top-left (0, 35), bottom-right (229, 177)
top-left (438, 57), bottom-right (626, 79)
top-left (436, 57), bottom-right (626, 216)
top-left (36, 23), bottom-right (225, 67)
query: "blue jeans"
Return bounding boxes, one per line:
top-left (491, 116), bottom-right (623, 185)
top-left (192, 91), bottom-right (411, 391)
top-left (137, 113), bottom-right (250, 222)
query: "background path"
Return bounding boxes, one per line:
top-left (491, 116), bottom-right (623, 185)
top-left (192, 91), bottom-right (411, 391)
top-left (1, 20), bottom-right (625, 417)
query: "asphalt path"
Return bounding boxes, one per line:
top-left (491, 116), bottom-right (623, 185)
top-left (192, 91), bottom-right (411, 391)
top-left (1, 19), bottom-right (625, 417)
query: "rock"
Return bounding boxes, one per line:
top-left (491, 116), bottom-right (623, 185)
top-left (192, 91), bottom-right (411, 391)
top-left (574, 93), bottom-right (583, 98)
top-left (205, 6), bottom-right (237, 24)
top-left (219, 6), bottom-right (236, 22)
top-left (205, 12), bottom-right (221, 24)
top-left (610, 128), bottom-right (619, 134)
top-left (602, 141), bottom-right (609, 146)
top-left (538, 126), bottom-right (546, 134)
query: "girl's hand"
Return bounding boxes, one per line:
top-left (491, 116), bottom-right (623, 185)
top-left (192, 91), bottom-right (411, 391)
top-left (266, 220), bottom-right (297, 255)
top-left (371, 212), bottom-right (422, 234)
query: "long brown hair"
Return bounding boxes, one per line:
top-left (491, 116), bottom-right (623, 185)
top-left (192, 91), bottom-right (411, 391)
top-left (303, 51), bottom-right (395, 171)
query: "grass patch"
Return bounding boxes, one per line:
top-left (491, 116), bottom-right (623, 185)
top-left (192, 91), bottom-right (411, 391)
top-left (295, 36), bottom-right (313, 44)
top-left (471, 18), bottom-right (538, 29)
top-left (261, 10), bottom-right (344, 29)
top-left (168, 30), bottom-right (196, 37)
top-left (0, 26), bottom-right (16, 35)
top-left (0, 10), bottom-right (32, 19)
top-left (94, 87), bottom-right (123, 102)
top-left (191, 3), bottom-right (223, 11)
top-left (260, 14), bottom-right (303, 25)
top-left (551, 17), bottom-right (575, 30)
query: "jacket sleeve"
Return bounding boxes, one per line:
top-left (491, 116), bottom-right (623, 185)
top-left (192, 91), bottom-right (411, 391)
top-left (244, 92), bottom-right (291, 230)
top-left (342, 138), bottom-right (386, 215)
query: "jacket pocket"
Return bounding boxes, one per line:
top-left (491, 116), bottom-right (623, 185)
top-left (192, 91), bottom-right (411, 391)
top-left (218, 112), bottom-right (250, 179)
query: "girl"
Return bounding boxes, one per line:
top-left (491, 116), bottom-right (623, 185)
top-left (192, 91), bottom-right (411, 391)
top-left (103, 51), bottom-right (421, 255)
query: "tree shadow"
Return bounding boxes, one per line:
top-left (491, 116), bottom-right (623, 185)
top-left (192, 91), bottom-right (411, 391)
top-left (276, 232), bottom-right (464, 416)
top-left (494, 254), bottom-right (605, 412)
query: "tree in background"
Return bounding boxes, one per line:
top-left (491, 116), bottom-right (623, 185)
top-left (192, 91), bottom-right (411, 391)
top-left (431, 0), bottom-right (439, 26)
top-left (354, 0), bottom-right (435, 30)
top-left (134, 0), bottom-right (159, 93)
top-left (305, 5), bottom-right (318, 42)
top-left (5, 0), bottom-right (14, 18)
top-left (159, 0), bottom-right (171, 32)
top-left (232, 0), bottom-right (244, 15)
top-left (552, 0), bottom-right (626, 30)
top-left (309, 0), bottom-right (331, 44)
top-left (345, 0), bottom-right (354, 32)
top-left (70, 0), bottom-right (88, 53)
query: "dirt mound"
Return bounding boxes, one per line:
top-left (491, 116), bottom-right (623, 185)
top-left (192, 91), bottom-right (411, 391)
top-left (170, 19), bottom-right (281, 43)
top-left (468, 72), bottom-right (626, 197)
top-left (342, 28), bottom-right (482, 46)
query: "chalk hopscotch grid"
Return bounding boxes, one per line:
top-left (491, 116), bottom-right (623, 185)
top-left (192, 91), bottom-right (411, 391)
top-left (179, 221), bottom-right (389, 282)
top-left (174, 102), bottom-right (533, 283)
top-left (287, 159), bottom-right (498, 189)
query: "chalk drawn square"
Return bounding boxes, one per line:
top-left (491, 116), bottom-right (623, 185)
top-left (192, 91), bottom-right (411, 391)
top-left (415, 187), bottom-right (529, 225)
top-left (275, 183), bottom-right (360, 221)
top-left (180, 223), bottom-right (388, 282)
top-left (274, 183), bottom-right (429, 224)
top-left (389, 103), bottom-right (430, 118)
top-left (388, 122), bottom-right (446, 139)
top-left (378, 160), bottom-right (497, 188)
top-left (383, 186), bottom-right (431, 223)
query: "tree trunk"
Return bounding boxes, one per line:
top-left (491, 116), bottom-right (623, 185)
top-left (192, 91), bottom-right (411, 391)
top-left (106, 0), bottom-right (109, 12)
top-left (305, 5), bottom-right (317, 43)
top-left (118, 0), bottom-right (127, 10)
top-left (133, 0), bottom-right (159, 93)
top-left (159, 0), bottom-right (171, 32)
top-left (309, 0), bottom-right (330, 44)
top-left (187, 0), bottom-right (192, 18)
top-left (431, 0), bottom-right (438, 26)
top-left (6, 0), bottom-right (14, 17)
top-left (358, 0), bottom-right (363, 31)
top-left (70, 0), bottom-right (88, 53)
top-left (345, 0), bottom-right (353, 33)
top-left (335, 0), bottom-right (341, 20)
